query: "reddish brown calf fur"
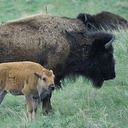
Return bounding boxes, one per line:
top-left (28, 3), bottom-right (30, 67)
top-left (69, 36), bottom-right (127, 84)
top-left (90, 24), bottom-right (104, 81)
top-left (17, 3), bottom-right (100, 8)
top-left (0, 61), bottom-right (55, 119)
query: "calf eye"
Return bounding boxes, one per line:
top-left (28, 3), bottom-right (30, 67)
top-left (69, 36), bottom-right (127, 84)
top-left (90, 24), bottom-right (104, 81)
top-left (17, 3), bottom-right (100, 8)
top-left (43, 77), bottom-right (46, 82)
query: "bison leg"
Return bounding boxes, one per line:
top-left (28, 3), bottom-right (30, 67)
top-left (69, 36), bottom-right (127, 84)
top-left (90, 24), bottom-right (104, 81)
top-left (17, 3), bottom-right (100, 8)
top-left (42, 93), bottom-right (52, 114)
top-left (0, 90), bottom-right (7, 104)
top-left (25, 96), bottom-right (38, 120)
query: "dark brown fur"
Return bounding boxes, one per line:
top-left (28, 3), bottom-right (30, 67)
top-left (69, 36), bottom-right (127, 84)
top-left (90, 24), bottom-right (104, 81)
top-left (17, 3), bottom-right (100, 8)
top-left (0, 14), bottom-right (116, 110)
top-left (77, 11), bottom-right (128, 31)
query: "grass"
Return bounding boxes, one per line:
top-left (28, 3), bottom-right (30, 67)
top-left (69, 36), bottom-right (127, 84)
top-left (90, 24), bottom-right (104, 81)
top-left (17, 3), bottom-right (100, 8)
top-left (0, 0), bottom-right (128, 23)
top-left (0, 0), bottom-right (128, 128)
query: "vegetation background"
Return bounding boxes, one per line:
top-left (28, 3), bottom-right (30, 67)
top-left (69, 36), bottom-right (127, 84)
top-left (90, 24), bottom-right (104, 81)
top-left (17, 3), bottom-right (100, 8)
top-left (0, 0), bottom-right (128, 128)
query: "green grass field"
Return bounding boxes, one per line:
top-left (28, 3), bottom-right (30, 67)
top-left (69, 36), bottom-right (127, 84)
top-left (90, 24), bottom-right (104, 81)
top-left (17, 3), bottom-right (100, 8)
top-left (0, 0), bottom-right (128, 128)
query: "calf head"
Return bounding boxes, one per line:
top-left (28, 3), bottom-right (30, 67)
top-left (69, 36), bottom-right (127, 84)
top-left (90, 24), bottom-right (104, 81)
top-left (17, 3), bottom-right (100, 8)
top-left (34, 70), bottom-right (55, 100)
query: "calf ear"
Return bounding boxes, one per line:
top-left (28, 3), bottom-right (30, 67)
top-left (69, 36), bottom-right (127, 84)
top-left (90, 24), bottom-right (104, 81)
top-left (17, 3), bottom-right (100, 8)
top-left (34, 72), bottom-right (42, 79)
top-left (90, 32), bottom-right (115, 50)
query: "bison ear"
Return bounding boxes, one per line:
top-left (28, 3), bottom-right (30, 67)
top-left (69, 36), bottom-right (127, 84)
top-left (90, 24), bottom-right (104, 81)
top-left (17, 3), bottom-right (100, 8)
top-left (90, 32), bottom-right (115, 50)
top-left (77, 13), bottom-right (88, 23)
top-left (34, 72), bottom-right (42, 79)
top-left (77, 13), bottom-right (94, 25)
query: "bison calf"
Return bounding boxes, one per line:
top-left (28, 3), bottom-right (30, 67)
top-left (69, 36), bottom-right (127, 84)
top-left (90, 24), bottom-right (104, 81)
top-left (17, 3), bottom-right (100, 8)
top-left (0, 61), bottom-right (55, 119)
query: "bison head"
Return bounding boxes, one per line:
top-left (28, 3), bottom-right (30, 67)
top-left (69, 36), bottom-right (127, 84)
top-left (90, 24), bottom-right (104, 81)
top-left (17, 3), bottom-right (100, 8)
top-left (77, 11), bottom-right (128, 31)
top-left (65, 31), bottom-right (115, 88)
top-left (84, 32), bottom-right (115, 87)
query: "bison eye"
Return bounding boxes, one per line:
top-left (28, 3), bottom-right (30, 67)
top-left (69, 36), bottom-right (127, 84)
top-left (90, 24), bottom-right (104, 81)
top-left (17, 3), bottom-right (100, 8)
top-left (43, 77), bottom-right (46, 82)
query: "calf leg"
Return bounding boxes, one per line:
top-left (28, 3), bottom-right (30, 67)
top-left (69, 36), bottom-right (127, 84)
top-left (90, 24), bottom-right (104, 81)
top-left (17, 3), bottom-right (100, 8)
top-left (25, 96), bottom-right (38, 120)
top-left (25, 96), bottom-right (33, 120)
top-left (42, 93), bottom-right (52, 114)
top-left (0, 90), bottom-right (7, 104)
top-left (31, 98), bottom-right (38, 119)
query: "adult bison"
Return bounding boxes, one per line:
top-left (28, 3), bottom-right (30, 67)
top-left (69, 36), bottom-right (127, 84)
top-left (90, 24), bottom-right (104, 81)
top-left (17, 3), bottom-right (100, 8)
top-left (0, 14), bottom-right (115, 112)
top-left (77, 11), bottom-right (128, 31)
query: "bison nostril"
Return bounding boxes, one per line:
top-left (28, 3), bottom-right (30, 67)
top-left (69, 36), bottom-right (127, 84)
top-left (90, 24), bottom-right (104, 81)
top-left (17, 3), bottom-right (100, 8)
top-left (51, 86), bottom-right (55, 90)
top-left (49, 85), bottom-right (55, 91)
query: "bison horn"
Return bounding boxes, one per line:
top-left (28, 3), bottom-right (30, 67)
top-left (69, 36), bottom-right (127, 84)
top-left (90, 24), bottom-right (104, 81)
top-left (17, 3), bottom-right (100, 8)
top-left (105, 35), bottom-right (115, 49)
